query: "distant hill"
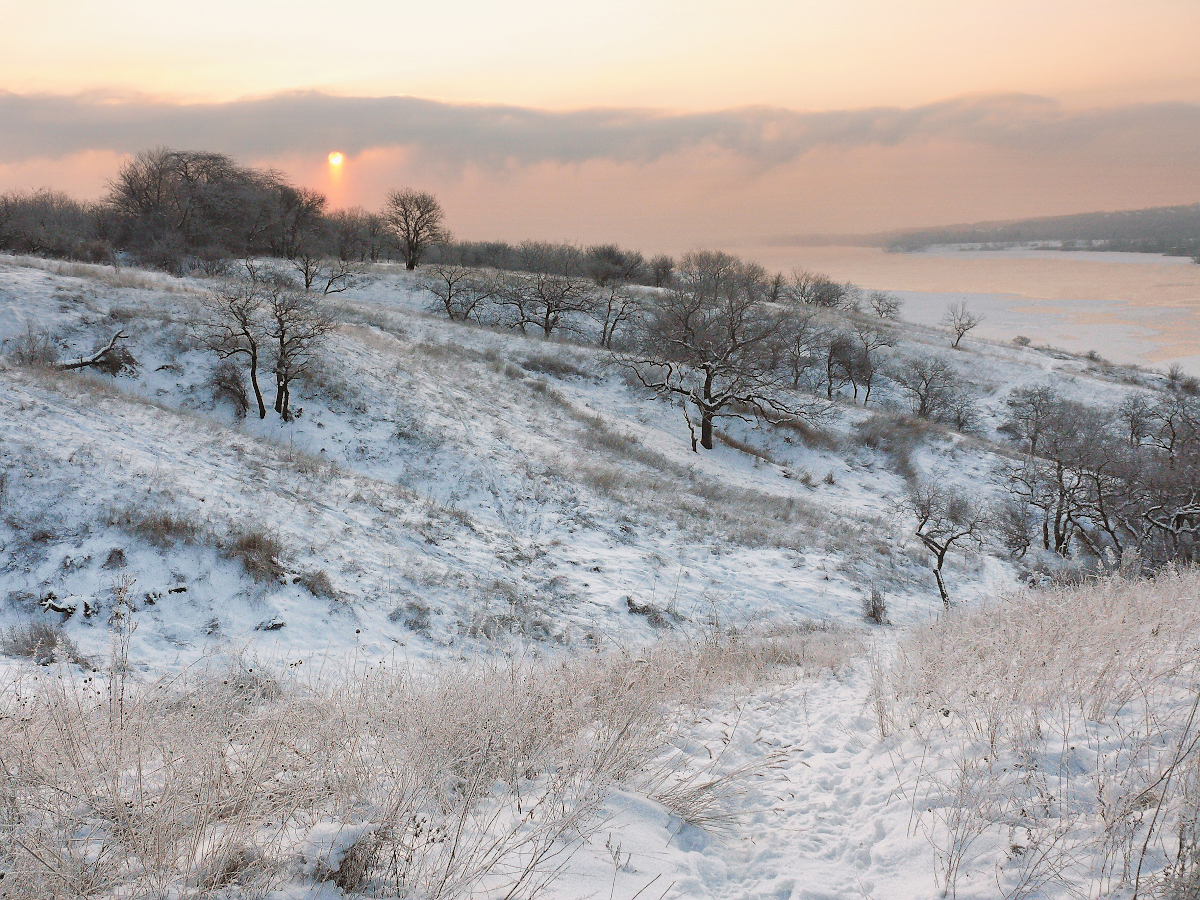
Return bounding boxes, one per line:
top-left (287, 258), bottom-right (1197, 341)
top-left (879, 204), bottom-right (1200, 256)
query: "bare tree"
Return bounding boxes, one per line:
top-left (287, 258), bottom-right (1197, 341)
top-left (262, 283), bottom-right (338, 421)
top-left (496, 270), bottom-right (591, 337)
top-left (382, 189), bottom-right (449, 270)
top-left (425, 264), bottom-right (494, 322)
top-left (108, 147), bottom-right (284, 262)
top-left (627, 251), bottom-right (819, 451)
top-left (868, 290), bottom-right (903, 320)
top-left (198, 267), bottom-right (270, 419)
top-left (1001, 385), bottom-right (1059, 454)
top-left (591, 283), bottom-right (642, 349)
top-left (904, 480), bottom-right (988, 608)
top-left (492, 243), bottom-right (590, 337)
top-left (849, 319), bottom-right (892, 405)
top-left (585, 244), bottom-right (645, 287)
top-left (786, 269), bottom-right (859, 310)
top-left (649, 254), bottom-right (675, 288)
top-left (581, 244), bottom-right (645, 347)
top-left (821, 329), bottom-right (857, 401)
top-left (294, 253), bottom-right (366, 295)
top-left (778, 307), bottom-right (822, 389)
top-left (0, 189), bottom-right (97, 257)
top-left (942, 300), bottom-right (982, 348)
top-left (268, 185), bottom-right (327, 259)
top-left (891, 355), bottom-right (957, 420)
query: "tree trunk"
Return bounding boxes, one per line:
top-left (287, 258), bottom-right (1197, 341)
top-left (274, 375), bottom-right (291, 421)
top-left (701, 409), bottom-right (714, 450)
top-left (248, 350), bottom-right (266, 419)
top-left (700, 368), bottom-right (715, 450)
top-left (933, 566), bottom-right (951, 610)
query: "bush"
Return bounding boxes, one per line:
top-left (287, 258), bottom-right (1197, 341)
top-left (2, 621), bottom-right (92, 667)
top-left (206, 360), bottom-right (249, 418)
top-left (298, 569), bottom-right (337, 599)
top-left (9, 323), bottom-right (59, 367)
top-left (520, 352), bottom-right (588, 379)
top-left (861, 587), bottom-right (889, 625)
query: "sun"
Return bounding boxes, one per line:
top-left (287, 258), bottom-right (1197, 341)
top-left (327, 151), bottom-right (344, 166)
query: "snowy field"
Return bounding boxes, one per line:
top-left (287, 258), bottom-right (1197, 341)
top-left (1, 254), bottom-right (1197, 899)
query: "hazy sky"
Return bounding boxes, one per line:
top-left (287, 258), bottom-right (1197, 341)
top-left (4, 0), bottom-right (1200, 250)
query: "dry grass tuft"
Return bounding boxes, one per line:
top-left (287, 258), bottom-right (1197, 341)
top-left (106, 506), bottom-right (202, 548)
top-left (225, 528), bottom-right (285, 583)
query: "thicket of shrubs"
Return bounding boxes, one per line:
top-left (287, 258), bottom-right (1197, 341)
top-left (995, 384), bottom-right (1200, 567)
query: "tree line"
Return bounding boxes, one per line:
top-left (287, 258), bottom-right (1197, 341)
top-left (0, 148), bottom-right (451, 275)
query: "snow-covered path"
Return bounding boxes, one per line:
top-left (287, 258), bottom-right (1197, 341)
top-left (551, 657), bottom-right (946, 900)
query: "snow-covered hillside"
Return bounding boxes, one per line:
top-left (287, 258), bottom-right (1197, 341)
top-left (1, 254), bottom-right (1192, 900)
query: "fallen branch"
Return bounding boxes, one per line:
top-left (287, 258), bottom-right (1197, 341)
top-left (56, 331), bottom-right (137, 375)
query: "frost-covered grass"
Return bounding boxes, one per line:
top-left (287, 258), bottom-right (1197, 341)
top-left (881, 567), bottom-right (1200, 899)
top-left (0, 622), bottom-right (856, 900)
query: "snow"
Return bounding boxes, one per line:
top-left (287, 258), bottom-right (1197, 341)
top-left (0, 253), bottom-right (1189, 899)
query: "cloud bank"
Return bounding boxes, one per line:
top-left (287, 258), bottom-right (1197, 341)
top-left (4, 90), bottom-right (1200, 169)
top-left (4, 91), bottom-right (1200, 246)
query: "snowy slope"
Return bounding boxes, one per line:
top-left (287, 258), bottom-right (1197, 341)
top-left (0, 255), bottom-right (1043, 670)
top-left (1, 254), bottom-right (1185, 900)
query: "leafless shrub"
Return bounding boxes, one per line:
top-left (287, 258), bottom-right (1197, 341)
top-left (276, 443), bottom-right (338, 481)
top-left (390, 598), bottom-right (433, 635)
top-left (520, 352), bottom-right (588, 379)
top-left (2, 621), bottom-right (93, 667)
top-left (206, 358), bottom-right (249, 417)
top-left (626, 595), bottom-right (678, 629)
top-left (9, 323), bottom-right (59, 366)
top-left (861, 586), bottom-right (889, 625)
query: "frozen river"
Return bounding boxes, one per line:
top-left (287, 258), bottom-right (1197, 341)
top-left (721, 244), bottom-right (1200, 375)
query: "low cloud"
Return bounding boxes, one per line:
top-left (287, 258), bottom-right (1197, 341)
top-left (3, 90), bottom-right (1199, 170)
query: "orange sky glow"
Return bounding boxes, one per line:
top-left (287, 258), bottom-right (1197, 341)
top-left (4, 0), bottom-right (1200, 250)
